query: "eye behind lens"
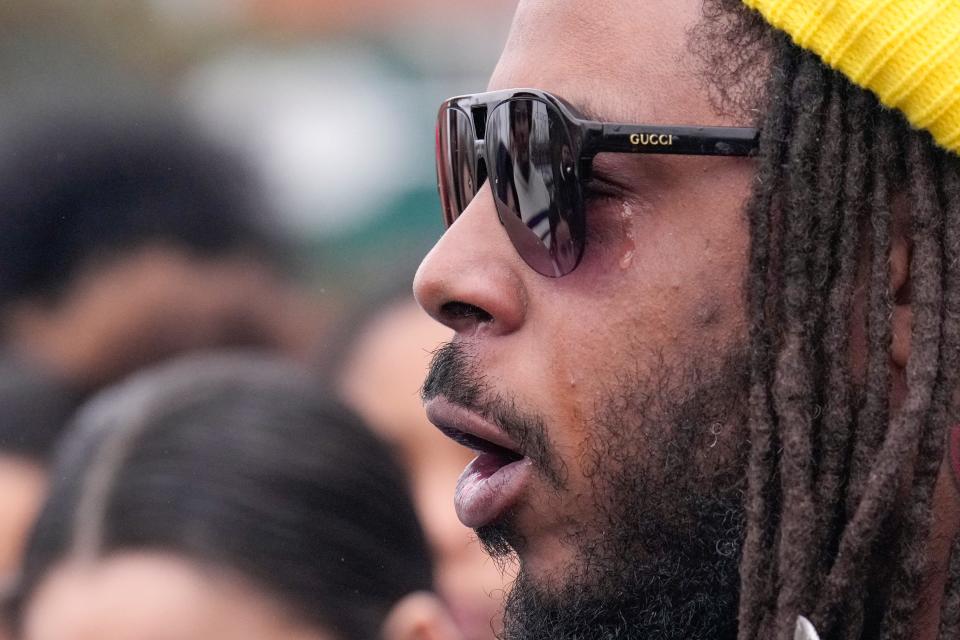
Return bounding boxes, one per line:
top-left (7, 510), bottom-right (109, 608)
top-left (482, 97), bottom-right (586, 277)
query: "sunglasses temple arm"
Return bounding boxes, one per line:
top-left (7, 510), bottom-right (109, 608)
top-left (587, 124), bottom-right (759, 157)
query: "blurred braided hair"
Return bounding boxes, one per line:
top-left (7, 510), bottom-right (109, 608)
top-left (695, 3), bottom-right (960, 639)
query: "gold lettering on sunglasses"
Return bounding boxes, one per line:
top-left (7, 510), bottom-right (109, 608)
top-left (629, 133), bottom-right (674, 146)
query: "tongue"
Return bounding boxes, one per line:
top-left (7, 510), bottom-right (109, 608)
top-left (455, 453), bottom-right (532, 528)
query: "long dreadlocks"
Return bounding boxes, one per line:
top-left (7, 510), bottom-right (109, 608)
top-left (696, 4), bottom-right (960, 639)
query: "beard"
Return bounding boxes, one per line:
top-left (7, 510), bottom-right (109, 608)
top-left (423, 341), bottom-right (750, 640)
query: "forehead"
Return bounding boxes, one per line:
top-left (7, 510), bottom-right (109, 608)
top-left (489, 0), bottom-right (733, 126)
top-left (25, 554), bottom-right (325, 640)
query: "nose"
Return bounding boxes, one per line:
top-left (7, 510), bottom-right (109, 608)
top-left (413, 184), bottom-right (528, 337)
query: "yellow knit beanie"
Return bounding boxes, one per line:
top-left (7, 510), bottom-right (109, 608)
top-left (741, 0), bottom-right (960, 156)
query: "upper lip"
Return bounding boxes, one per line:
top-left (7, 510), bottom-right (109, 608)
top-left (425, 396), bottom-right (524, 460)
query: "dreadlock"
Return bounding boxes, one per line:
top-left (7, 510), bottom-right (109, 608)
top-left (698, 4), bottom-right (960, 639)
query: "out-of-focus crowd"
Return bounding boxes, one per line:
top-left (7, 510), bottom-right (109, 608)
top-left (0, 1), bottom-right (516, 639)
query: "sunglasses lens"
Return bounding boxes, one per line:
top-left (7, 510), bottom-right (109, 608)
top-left (488, 97), bottom-right (583, 277)
top-left (437, 106), bottom-right (479, 226)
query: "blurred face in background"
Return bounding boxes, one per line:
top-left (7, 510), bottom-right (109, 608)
top-left (20, 553), bottom-right (333, 640)
top-left (6, 247), bottom-right (325, 392)
top-left (10, 356), bottom-right (464, 640)
top-left (340, 301), bottom-right (506, 640)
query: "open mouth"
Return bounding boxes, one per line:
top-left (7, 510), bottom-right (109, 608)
top-left (438, 425), bottom-right (525, 467)
top-left (426, 397), bottom-right (534, 528)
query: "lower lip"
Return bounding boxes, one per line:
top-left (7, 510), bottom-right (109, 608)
top-left (455, 453), bottom-right (532, 528)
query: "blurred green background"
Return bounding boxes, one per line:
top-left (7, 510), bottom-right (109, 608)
top-left (0, 0), bottom-right (516, 303)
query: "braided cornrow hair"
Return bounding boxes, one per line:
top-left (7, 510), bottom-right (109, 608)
top-left (696, 4), bottom-right (960, 639)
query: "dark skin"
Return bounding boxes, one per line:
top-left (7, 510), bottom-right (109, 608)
top-left (413, 0), bottom-right (958, 636)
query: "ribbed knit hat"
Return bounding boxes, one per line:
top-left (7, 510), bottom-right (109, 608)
top-left (741, 0), bottom-right (960, 156)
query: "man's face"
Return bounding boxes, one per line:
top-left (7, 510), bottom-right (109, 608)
top-left (415, 0), bottom-right (758, 637)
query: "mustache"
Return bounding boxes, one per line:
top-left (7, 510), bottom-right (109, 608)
top-left (422, 341), bottom-right (566, 489)
top-left (421, 340), bottom-right (483, 409)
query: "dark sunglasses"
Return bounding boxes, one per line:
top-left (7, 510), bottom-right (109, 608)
top-left (436, 88), bottom-right (759, 277)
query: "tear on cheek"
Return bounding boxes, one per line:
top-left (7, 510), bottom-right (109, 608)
top-left (619, 202), bottom-right (637, 271)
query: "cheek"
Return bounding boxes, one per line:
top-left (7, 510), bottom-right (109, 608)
top-left (526, 172), bottom-right (750, 444)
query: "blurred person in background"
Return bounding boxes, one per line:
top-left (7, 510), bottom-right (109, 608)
top-left (4, 353), bottom-right (462, 640)
top-left (0, 357), bottom-right (80, 589)
top-left (330, 288), bottom-right (507, 640)
top-left (0, 107), bottom-right (327, 394)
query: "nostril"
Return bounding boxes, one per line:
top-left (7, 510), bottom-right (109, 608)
top-left (440, 301), bottom-right (493, 325)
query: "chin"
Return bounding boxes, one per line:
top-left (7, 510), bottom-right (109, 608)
top-left (476, 514), bottom-right (583, 587)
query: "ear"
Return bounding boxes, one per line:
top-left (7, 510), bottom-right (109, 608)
top-left (890, 196), bottom-right (913, 371)
top-left (380, 592), bottom-right (465, 640)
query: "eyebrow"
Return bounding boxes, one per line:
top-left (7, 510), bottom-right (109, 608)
top-left (573, 98), bottom-right (650, 126)
top-left (576, 102), bottom-right (605, 122)
top-left (529, 86), bottom-right (609, 122)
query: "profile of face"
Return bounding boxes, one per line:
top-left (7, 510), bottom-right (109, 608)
top-left (21, 554), bottom-right (333, 640)
top-left (415, 1), bottom-right (757, 638)
top-left (340, 301), bottom-right (506, 640)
